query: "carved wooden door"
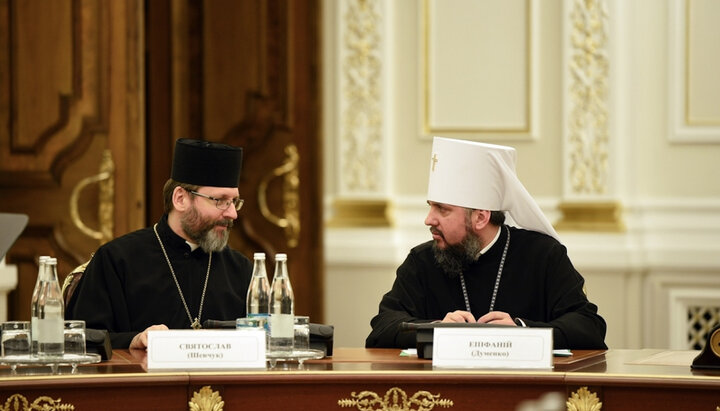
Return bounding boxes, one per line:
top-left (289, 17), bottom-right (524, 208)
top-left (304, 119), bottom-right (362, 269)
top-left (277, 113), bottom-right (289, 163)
top-left (0, 0), bottom-right (145, 320)
top-left (1, 0), bottom-right (322, 324)
top-left (144, 0), bottom-right (323, 321)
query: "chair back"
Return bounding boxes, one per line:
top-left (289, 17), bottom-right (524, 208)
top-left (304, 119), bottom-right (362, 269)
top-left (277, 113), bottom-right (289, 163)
top-left (62, 260), bottom-right (89, 307)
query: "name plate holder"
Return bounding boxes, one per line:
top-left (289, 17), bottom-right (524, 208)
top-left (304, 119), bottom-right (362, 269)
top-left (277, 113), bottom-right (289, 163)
top-left (426, 324), bottom-right (553, 369)
top-left (147, 329), bottom-right (266, 370)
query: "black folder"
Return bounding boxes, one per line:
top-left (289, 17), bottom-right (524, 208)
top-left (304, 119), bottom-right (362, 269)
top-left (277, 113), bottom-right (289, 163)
top-left (401, 322), bottom-right (512, 359)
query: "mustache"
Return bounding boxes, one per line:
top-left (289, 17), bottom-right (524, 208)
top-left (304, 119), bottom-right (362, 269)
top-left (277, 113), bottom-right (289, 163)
top-left (216, 219), bottom-right (234, 228)
top-left (429, 227), bottom-right (444, 240)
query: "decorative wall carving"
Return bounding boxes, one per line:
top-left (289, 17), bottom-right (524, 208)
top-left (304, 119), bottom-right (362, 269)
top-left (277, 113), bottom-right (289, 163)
top-left (340, 0), bottom-right (383, 193)
top-left (567, 0), bottom-right (610, 195)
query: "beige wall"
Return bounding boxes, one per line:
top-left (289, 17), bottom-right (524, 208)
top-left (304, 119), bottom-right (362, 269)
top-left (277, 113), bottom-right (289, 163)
top-left (387, 0), bottom-right (567, 198)
top-left (631, 0), bottom-right (720, 198)
top-left (323, 0), bottom-right (720, 349)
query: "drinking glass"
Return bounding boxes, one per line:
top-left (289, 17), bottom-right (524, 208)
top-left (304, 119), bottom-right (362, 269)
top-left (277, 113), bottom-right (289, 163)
top-left (63, 320), bottom-right (86, 355)
top-left (293, 316), bottom-right (310, 351)
top-left (1, 321), bottom-right (31, 357)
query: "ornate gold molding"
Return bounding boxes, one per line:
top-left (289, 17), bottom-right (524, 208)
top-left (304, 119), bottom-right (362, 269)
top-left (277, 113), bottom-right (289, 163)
top-left (0, 393), bottom-right (74, 411)
top-left (566, 386), bottom-right (602, 411)
top-left (567, 0), bottom-right (610, 195)
top-left (188, 386), bottom-right (224, 411)
top-left (341, 0), bottom-right (383, 193)
top-left (327, 199), bottom-right (392, 227)
top-left (258, 144), bottom-right (300, 247)
top-left (338, 387), bottom-right (453, 410)
top-left (555, 201), bottom-right (624, 232)
top-left (69, 149), bottom-right (115, 244)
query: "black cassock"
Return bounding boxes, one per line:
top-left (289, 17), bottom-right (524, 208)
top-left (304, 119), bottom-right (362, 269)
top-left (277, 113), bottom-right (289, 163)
top-left (366, 226), bottom-right (607, 350)
top-left (67, 214), bottom-right (252, 348)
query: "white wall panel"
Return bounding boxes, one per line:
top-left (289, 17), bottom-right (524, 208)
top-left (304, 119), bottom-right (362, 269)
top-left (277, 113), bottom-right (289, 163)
top-left (668, 0), bottom-right (720, 142)
top-left (421, 0), bottom-right (538, 139)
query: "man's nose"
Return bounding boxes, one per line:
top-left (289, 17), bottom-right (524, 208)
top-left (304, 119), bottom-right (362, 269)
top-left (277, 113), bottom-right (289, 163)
top-left (223, 206), bottom-right (238, 220)
top-left (424, 211), bottom-right (436, 226)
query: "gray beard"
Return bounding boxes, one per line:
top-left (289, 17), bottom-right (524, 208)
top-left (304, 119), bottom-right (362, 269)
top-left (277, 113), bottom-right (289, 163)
top-left (432, 229), bottom-right (483, 278)
top-left (181, 206), bottom-right (232, 253)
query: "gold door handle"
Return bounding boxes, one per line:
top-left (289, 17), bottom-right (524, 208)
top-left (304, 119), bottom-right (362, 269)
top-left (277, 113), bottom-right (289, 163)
top-left (69, 149), bottom-right (114, 244)
top-left (258, 144), bottom-right (300, 247)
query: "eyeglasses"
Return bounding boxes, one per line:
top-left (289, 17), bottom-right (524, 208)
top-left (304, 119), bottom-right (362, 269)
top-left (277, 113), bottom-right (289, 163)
top-left (189, 190), bottom-right (244, 211)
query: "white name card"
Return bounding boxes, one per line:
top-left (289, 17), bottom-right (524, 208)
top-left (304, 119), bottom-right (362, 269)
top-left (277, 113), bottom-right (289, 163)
top-left (432, 327), bottom-right (553, 369)
top-left (147, 329), bottom-right (266, 370)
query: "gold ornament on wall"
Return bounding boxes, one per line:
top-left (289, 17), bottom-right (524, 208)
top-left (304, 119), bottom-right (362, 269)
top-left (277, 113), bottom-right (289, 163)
top-left (338, 387), bottom-right (453, 410)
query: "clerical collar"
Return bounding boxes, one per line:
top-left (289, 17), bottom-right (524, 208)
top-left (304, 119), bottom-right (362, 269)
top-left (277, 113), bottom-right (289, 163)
top-left (186, 241), bottom-right (200, 252)
top-left (475, 225), bottom-right (502, 259)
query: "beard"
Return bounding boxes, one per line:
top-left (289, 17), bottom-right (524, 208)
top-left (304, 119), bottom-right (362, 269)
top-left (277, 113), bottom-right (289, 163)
top-left (431, 224), bottom-right (483, 278)
top-left (180, 204), bottom-right (233, 253)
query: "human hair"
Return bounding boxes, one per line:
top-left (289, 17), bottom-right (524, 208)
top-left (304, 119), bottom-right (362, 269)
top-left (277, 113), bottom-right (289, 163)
top-left (489, 210), bottom-right (506, 226)
top-left (162, 179), bottom-right (200, 214)
top-left (464, 209), bottom-right (506, 227)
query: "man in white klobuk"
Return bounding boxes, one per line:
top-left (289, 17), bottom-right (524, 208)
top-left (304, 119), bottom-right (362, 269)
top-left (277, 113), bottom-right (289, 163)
top-left (366, 137), bottom-right (607, 349)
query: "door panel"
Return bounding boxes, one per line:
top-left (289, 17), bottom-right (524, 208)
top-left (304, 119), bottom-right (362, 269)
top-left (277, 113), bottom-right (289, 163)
top-left (0, 0), bottom-right (145, 321)
top-left (146, 0), bottom-right (323, 321)
top-left (2, 0), bottom-right (322, 325)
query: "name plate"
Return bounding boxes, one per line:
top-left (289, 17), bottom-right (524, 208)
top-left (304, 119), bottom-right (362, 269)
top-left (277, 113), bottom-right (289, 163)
top-left (147, 329), bottom-right (266, 370)
top-left (432, 326), bottom-right (553, 369)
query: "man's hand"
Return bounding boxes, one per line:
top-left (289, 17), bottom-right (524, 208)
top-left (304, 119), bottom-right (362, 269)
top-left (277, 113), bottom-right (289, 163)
top-left (477, 311), bottom-right (515, 326)
top-left (129, 324), bottom-right (169, 350)
top-left (441, 310), bottom-right (476, 323)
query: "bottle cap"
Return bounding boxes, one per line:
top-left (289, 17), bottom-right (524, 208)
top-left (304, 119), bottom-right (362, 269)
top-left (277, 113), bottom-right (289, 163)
top-left (47, 257), bottom-right (57, 264)
top-left (38, 256), bottom-right (50, 264)
top-left (275, 253), bottom-right (287, 261)
top-left (253, 252), bottom-right (266, 259)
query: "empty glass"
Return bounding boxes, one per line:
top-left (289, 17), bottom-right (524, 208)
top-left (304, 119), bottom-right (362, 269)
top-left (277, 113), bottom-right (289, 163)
top-left (63, 320), bottom-right (86, 355)
top-left (1, 321), bottom-right (31, 357)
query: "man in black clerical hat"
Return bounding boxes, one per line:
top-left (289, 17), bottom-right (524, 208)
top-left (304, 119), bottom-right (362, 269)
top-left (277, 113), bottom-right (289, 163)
top-left (67, 139), bottom-right (254, 349)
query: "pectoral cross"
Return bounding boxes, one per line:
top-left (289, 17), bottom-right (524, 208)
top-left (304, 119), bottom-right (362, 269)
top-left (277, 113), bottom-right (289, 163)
top-left (191, 318), bottom-right (201, 329)
top-left (431, 154), bottom-right (438, 171)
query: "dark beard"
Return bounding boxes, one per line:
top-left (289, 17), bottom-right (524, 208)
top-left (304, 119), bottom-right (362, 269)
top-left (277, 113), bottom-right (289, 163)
top-left (432, 228), bottom-right (483, 278)
top-left (181, 205), bottom-right (233, 253)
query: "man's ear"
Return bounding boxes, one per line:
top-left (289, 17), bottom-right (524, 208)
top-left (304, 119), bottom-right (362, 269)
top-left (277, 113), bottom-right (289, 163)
top-left (471, 209), bottom-right (492, 231)
top-left (172, 187), bottom-right (191, 212)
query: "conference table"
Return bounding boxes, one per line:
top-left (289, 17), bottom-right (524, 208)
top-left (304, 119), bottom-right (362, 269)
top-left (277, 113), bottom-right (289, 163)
top-left (0, 348), bottom-right (718, 410)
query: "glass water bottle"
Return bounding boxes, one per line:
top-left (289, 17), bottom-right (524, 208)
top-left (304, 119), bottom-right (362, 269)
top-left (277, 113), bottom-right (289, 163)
top-left (30, 256), bottom-right (50, 355)
top-left (268, 253), bottom-right (294, 352)
top-left (246, 252), bottom-right (270, 319)
top-left (37, 257), bottom-right (64, 358)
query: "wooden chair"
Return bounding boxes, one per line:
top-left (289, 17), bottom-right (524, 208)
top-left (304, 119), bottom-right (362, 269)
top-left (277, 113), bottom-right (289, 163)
top-left (62, 260), bottom-right (90, 308)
